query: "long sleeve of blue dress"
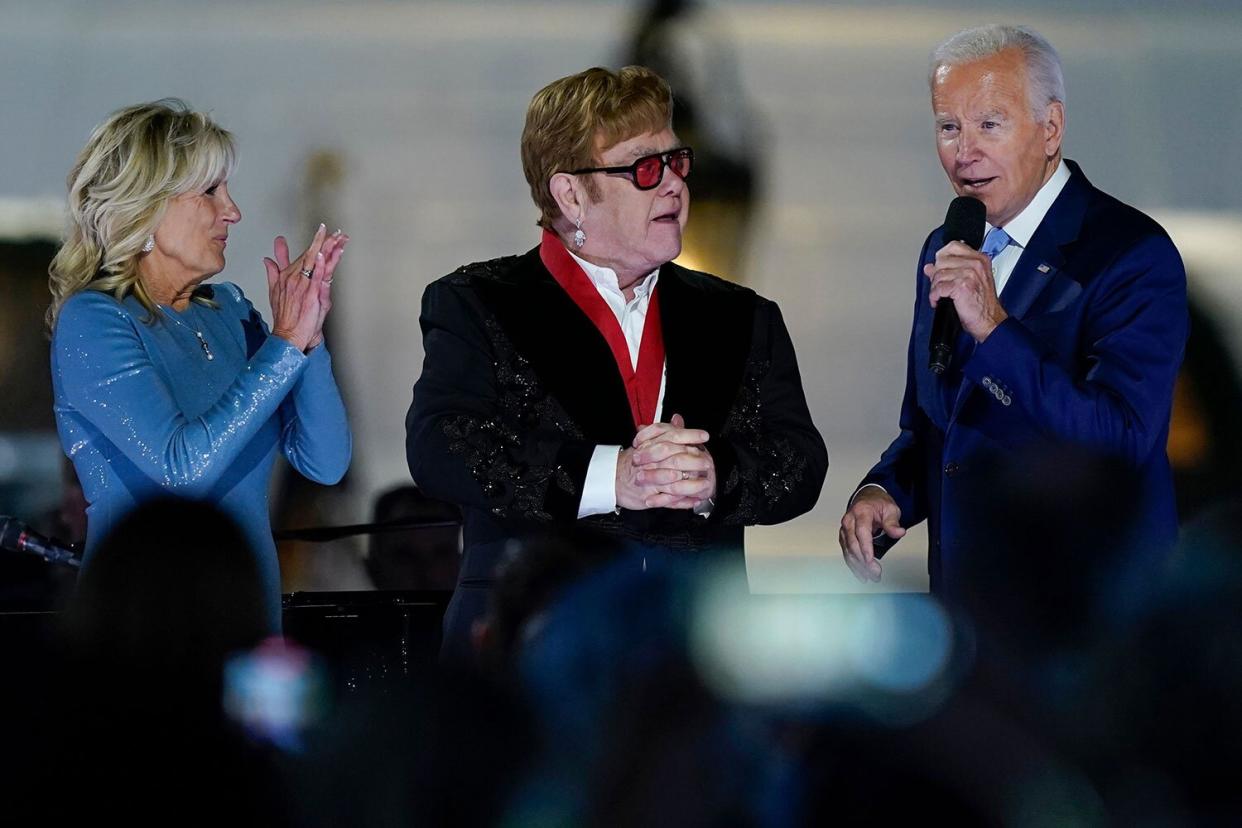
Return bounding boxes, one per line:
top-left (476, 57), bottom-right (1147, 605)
top-left (52, 283), bottom-right (351, 630)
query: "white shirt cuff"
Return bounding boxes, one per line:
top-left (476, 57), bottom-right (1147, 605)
top-left (578, 445), bottom-right (621, 518)
top-left (851, 483), bottom-right (891, 539)
top-left (850, 482), bottom-right (889, 506)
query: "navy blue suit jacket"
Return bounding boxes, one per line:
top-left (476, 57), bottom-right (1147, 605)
top-left (861, 160), bottom-right (1187, 600)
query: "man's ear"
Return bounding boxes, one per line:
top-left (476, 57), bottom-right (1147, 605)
top-left (548, 172), bottom-right (584, 224)
top-left (1044, 101), bottom-right (1065, 157)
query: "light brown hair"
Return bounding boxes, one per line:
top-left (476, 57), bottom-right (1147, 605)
top-left (521, 66), bottom-right (673, 229)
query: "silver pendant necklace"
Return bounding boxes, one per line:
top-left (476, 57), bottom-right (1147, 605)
top-left (162, 306), bottom-right (214, 360)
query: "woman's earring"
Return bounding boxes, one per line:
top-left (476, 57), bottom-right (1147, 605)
top-left (573, 218), bottom-right (586, 249)
top-left (141, 234), bottom-right (155, 254)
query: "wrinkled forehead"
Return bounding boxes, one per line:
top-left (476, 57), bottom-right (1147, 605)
top-left (593, 128), bottom-right (678, 162)
top-left (931, 61), bottom-right (1033, 121)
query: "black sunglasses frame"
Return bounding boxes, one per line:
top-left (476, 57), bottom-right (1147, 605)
top-left (569, 147), bottom-right (694, 191)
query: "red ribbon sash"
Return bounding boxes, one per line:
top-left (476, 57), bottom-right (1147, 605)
top-left (540, 229), bottom-right (664, 429)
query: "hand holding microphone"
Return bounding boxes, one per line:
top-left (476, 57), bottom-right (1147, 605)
top-left (926, 196), bottom-right (1008, 373)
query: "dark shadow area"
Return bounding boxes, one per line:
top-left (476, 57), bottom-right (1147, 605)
top-left (1169, 293), bottom-right (1242, 521)
top-left (0, 239), bottom-right (76, 613)
top-left (2, 497), bottom-right (287, 825)
top-left (364, 484), bottom-right (461, 592)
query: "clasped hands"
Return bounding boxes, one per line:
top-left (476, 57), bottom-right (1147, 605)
top-left (616, 413), bottom-right (716, 512)
top-left (267, 224), bottom-right (350, 352)
top-left (924, 240), bottom-right (1008, 342)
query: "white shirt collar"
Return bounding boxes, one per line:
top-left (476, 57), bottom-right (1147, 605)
top-left (567, 249), bottom-right (660, 300)
top-left (986, 159), bottom-right (1071, 248)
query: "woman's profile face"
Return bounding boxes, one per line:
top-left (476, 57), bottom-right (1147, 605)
top-left (149, 179), bottom-right (241, 282)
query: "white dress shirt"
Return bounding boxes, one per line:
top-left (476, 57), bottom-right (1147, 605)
top-left (568, 250), bottom-right (667, 518)
top-left (987, 159), bottom-right (1070, 296)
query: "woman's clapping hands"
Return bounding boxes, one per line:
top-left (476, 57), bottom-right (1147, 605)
top-left (265, 224), bottom-right (349, 351)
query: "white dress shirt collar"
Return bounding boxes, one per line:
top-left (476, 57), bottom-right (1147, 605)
top-left (986, 158), bottom-right (1071, 247)
top-left (566, 250), bottom-right (660, 301)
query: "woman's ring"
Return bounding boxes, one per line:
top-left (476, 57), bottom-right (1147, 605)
top-left (681, 471), bottom-right (690, 480)
top-left (300, 267), bottom-right (314, 279)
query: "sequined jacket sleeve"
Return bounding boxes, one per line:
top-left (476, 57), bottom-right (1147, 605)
top-left (53, 290), bottom-right (318, 498)
top-left (406, 277), bottom-right (592, 523)
top-left (228, 286), bottom-right (352, 485)
top-left (709, 299), bottom-right (829, 527)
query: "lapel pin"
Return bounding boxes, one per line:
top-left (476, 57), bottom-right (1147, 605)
top-left (1037, 263), bottom-right (1052, 274)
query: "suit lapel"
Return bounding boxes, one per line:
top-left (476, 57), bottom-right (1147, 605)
top-left (657, 264), bottom-right (753, 436)
top-left (912, 247), bottom-right (952, 431)
top-left (479, 254), bottom-right (756, 440)
top-left (476, 247), bottom-right (636, 443)
top-left (945, 329), bottom-right (977, 423)
top-left (1001, 160), bottom-right (1090, 322)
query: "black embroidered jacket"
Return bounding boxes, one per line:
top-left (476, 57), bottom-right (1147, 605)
top-left (406, 247), bottom-right (827, 645)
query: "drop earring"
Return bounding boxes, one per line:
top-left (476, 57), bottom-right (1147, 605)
top-left (141, 234), bottom-right (155, 254)
top-left (573, 218), bottom-right (586, 249)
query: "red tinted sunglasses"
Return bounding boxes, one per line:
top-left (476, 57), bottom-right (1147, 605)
top-left (570, 147), bottom-right (693, 191)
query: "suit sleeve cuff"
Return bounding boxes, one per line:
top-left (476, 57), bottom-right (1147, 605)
top-left (850, 483), bottom-right (891, 539)
top-left (578, 445), bottom-right (621, 518)
top-left (964, 317), bottom-right (1044, 382)
top-left (850, 482), bottom-right (889, 507)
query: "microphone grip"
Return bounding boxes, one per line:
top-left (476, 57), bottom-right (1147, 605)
top-left (0, 516), bottom-right (81, 569)
top-left (929, 298), bottom-right (961, 376)
top-left (21, 532), bottom-right (81, 568)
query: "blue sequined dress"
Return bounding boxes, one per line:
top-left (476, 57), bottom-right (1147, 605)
top-left (51, 282), bottom-right (351, 630)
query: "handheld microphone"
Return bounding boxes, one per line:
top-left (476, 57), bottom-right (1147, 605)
top-left (929, 196), bottom-right (987, 375)
top-left (0, 516), bottom-right (81, 569)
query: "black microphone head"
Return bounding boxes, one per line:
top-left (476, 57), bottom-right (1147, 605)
top-left (943, 196), bottom-right (987, 251)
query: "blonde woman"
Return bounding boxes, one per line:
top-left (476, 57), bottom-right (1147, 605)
top-left (49, 100), bottom-right (351, 631)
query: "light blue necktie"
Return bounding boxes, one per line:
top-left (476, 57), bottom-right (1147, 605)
top-left (982, 226), bottom-right (1011, 259)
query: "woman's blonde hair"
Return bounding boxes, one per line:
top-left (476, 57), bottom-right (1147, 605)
top-left (47, 99), bottom-right (237, 329)
top-left (521, 66), bottom-right (673, 229)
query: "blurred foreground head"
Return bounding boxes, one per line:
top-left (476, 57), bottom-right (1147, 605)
top-left (473, 528), bottom-right (624, 670)
top-left (64, 496), bottom-right (268, 679)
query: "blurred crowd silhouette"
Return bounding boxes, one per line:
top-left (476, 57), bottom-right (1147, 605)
top-left (4, 440), bottom-right (1242, 825)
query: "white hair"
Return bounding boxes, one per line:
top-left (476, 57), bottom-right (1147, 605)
top-left (930, 24), bottom-right (1066, 118)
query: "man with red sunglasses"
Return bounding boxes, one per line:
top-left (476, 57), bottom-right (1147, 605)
top-left (406, 65), bottom-right (827, 660)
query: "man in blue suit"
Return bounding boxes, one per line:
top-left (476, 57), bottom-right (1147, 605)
top-left (839, 25), bottom-right (1187, 605)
